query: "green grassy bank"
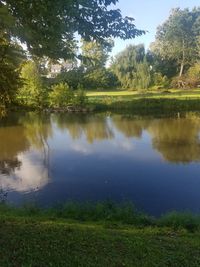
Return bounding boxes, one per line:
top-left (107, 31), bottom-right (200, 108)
top-left (87, 89), bottom-right (200, 114)
top-left (1, 203), bottom-right (200, 267)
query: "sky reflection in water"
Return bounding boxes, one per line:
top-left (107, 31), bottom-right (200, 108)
top-left (0, 112), bottom-right (200, 215)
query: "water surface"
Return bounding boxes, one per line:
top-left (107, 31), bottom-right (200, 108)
top-left (1, 112), bottom-right (200, 216)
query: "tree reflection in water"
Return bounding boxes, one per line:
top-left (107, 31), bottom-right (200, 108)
top-left (1, 112), bottom-right (200, 199)
top-left (0, 113), bottom-right (52, 194)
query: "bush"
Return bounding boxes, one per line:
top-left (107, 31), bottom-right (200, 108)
top-left (49, 83), bottom-right (74, 108)
top-left (0, 105), bottom-right (6, 118)
top-left (56, 68), bottom-right (85, 90)
top-left (171, 63), bottom-right (200, 89)
top-left (187, 62), bottom-right (200, 80)
top-left (84, 68), bottom-right (119, 90)
top-left (158, 212), bottom-right (200, 232)
top-left (17, 61), bottom-right (47, 108)
top-left (153, 72), bottom-right (170, 88)
top-left (73, 89), bottom-right (87, 107)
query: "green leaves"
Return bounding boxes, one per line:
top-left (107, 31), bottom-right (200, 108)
top-left (48, 83), bottom-right (74, 108)
top-left (111, 44), bottom-right (151, 89)
top-left (152, 8), bottom-right (200, 76)
top-left (2, 0), bottom-right (144, 59)
top-left (0, 33), bottom-right (24, 106)
top-left (17, 61), bottom-right (47, 108)
top-left (48, 83), bottom-right (87, 108)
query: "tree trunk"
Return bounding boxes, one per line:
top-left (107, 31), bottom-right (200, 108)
top-left (179, 39), bottom-right (185, 77)
top-left (179, 62), bottom-right (184, 77)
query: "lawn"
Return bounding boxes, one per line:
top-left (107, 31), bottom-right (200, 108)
top-left (1, 203), bottom-right (200, 267)
top-left (1, 216), bottom-right (200, 267)
top-left (86, 89), bottom-right (200, 99)
top-left (86, 89), bottom-right (200, 113)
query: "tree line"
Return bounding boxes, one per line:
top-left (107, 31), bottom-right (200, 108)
top-left (1, 3), bottom-right (200, 110)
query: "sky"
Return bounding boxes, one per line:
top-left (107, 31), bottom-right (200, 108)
top-left (111, 0), bottom-right (200, 56)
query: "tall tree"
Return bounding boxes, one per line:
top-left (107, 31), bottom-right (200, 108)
top-left (111, 44), bottom-right (151, 89)
top-left (151, 8), bottom-right (200, 77)
top-left (81, 39), bottom-right (114, 69)
top-left (0, 29), bottom-right (24, 106)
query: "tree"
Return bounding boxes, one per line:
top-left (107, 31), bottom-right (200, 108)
top-left (151, 8), bottom-right (200, 77)
top-left (111, 44), bottom-right (151, 89)
top-left (0, 35), bottom-right (24, 107)
top-left (81, 39), bottom-right (114, 69)
top-left (132, 60), bottom-right (151, 89)
top-left (17, 61), bottom-right (47, 108)
top-left (1, 0), bottom-right (144, 107)
top-left (0, 5), bottom-right (25, 107)
top-left (84, 68), bottom-right (118, 89)
top-left (146, 50), bottom-right (178, 79)
top-left (56, 67), bottom-right (85, 90)
top-left (1, 0), bottom-right (144, 60)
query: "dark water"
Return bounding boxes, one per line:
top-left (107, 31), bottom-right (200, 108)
top-left (1, 112), bottom-right (200, 216)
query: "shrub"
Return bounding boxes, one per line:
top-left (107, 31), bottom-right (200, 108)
top-left (56, 68), bottom-right (85, 90)
top-left (73, 89), bottom-right (87, 107)
top-left (153, 72), bottom-right (170, 88)
top-left (84, 68), bottom-right (119, 90)
top-left (187, 62), bottom-right (200, 80)
top-left (49, 83), bottom-right (74, 108)
top-left (171, 63), bottom-right (200, 89)
top-left (158, 212), bottom-right (200, 232)
top-left (17, 61), bottom-right (47, 108)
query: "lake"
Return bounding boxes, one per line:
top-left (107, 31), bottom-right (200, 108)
top-left (1, 112), bottom-right (200, 216)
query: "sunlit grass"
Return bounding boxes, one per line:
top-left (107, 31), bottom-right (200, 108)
top-left (86, 89), bottom-right (200, 99)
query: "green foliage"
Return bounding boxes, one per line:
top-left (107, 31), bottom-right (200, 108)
top-left (171, 62), bottom-right (200, 89)
top-left (56, 68), bottom-right (85, 90)
top-left (81, 39), bottom-right (114, 69)
top-left (2, 0), bottom-right (144, 59)
top-left (147, 50), bottom-right (178, 78)
top-left (1, 0), bottom-right (144, 109)
top-left (187, 62), bottom-right (200, 80)
top-left (158, 212), bottom-right (200, 232)
top-left (17, 61), bottom-right (47, 108)
top-left (73, 89), bottom-right (87, 107)
top-left (2, 202), bottom-right (200, 233)
top-left (132, 60), bottom-right (151, 89)
top-left (49, 83), bottom-right (74, 108)
top-left (84, 68), bottom-right (118, 90)
top-left (56, 65), bottom-right (118, 91)
top-left (152, 72), bottom-right (170, 88)
top-left (111, 44), bottom-right (152, 89)
top-left (0, 105), bottom-right (7, 118)
top-left (151, 8), bottom-right (200, 77)
top-left (0, 17), bottom-right (24, 106)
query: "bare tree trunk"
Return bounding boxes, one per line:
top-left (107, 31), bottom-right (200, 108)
top-left (179, 62), bottom-right (184, 77)
top-left (179, 39), bottom-right (185, 77)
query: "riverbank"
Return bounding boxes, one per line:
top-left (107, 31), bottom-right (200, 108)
top-left (88, 89), bottom-right (200, 114)
top-left (1, 203), bottom-right (200, 266)
top-left (2, 89), bottom-right (200, 116)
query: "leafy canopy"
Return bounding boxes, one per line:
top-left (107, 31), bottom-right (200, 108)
top-left (17, 61), bottom-right (47, 108)
top-left (111, 44), bottom-right (151, 89)
top-left (151, 8), bottom-right (200, 76)
top-left (2, 0), bottom-right (145, 59)
top-left (81, 39), bottom-right (114, 69)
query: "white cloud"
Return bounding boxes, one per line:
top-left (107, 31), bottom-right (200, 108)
top-left (0, 153), bottom-right (49, 193)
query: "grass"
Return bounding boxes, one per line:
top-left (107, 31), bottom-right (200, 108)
top-left (1, 202), bottom-right (200, 266)
top-left (86, 89), bottom-right (200, 113)
top-left (86, 88), bottom-right (200, 98)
